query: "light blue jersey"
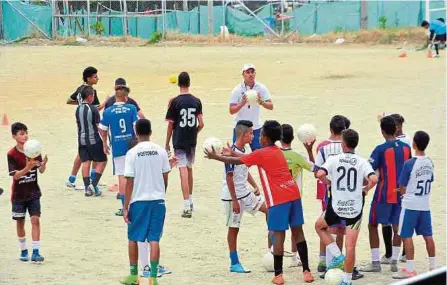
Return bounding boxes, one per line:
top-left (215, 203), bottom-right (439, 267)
top-left (430, 19), bottom-right (446, 35)
top-left (98, 102), bottom-right (138, 158)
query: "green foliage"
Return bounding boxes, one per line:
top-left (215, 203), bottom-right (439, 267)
top-left (147, 31), bottom-right (163, 44)
top-left (379, 16), bottom-right (387, 30)
top-left (334, 26), bottom-right (343, 34)
top-left (91, 21), bottom-right (105, 36)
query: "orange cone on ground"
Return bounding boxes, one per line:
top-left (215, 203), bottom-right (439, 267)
top-left (427, 49), bottom-right (433, 58)
top-left (399, 52), bottom-right (407, 58)
top-left (2, 114), bottom-right (9, 126)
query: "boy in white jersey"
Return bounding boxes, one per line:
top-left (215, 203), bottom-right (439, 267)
top-left (223, 120), bottom-right (267, 273)
top-left (121, 119), bottom-right (176, 285)
top-left (393, 131), bottom-right (436, 279)
top-left (316, 129), bottom-right (378, 285)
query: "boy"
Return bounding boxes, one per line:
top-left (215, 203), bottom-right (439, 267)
top-left (316, 129), bottom-right (378, 285)
top-left (121, 119), bottom-right (175, 285)
top-left (389, 113), bottom-right (411, 147)
top-left (393, 131), bottom-right (436, 279)
top-left (104, 78), bottom-right (146, 119)
top-left (421, 19), bottom-right (446, 58)
top-left (280, 124), bottom-right (315, 268)
top-left (223, 120), bottom-right (266, 273)
top-left (98, 84), bottom-right (138, 215)
top-left (205, 120), bottom-right (313, 284)
top-left (165, 72), bottom-right (204, 218)
top-left (66, 66), bottom-right (102, 189)
top-left (360, 116), bottom-right (411, 273)
top-left (76, 86), bottom-right (107, 197)
top-left (8, 122), bottom-right (48, 262)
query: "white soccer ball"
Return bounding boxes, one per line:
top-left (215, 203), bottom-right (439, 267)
top-left (296, 124), bottom-right (317, 144)
top-left (324, 268), bottom-right (344, 285)
top-left (262, 251), bottom-right (274, 272)
top-left (24, 139), bottom-right (42, 159)
top-left (202, 137), bottom-right (223, 154)
top-left (245, 90), bottom-right (258, 106)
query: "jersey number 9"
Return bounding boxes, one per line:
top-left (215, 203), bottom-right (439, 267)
top-left (119, 118), bottom-right (127, 133)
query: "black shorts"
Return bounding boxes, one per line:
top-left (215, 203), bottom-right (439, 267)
top-left (12, 199), bottom-right (41, 220)
top-left (430, 31), bottom-right (446, 42)
top-left (323, 199), bottom-right (363, 230)
top-left (79, 142), bottom-right (107, 163)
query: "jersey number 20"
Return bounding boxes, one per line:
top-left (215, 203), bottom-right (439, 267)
top-left (336, 166), bottom-right (357, 192)
top-left (179, 108), bottom-right (196, 128)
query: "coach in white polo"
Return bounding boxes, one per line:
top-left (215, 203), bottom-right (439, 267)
top-left (229, 64), bottom-right (273, 150)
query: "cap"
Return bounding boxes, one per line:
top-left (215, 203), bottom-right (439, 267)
top-left (115, 78), bottom-right (127, 86)
top-left (242, 63), bottom-right (256, 72)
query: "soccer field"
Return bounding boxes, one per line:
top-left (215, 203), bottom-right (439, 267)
top-left (0, 45), bottom-right (445, 285)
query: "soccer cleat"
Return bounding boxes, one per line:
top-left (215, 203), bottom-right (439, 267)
top-left (359, 261), bottom-right (381, 272)
top-left (400, 255), bottom-right (407, 263)
top-left (94, 186), bottom-right (102, 197)
top-left (31, 250), bottom-right (44, 262)
top-left (119, 275), bottom-right (138, 285)
top-left (157, 265), bottom-right (172, 276)
top-left (302, 271), bottom-right (314, 283)
top-left (85, 185), bottom-right (94, 197)
top-left (317, 261), bottom-right (327, 272)
top-left (380, 255), bottom-right (392, 264)
top-left (181, 209), bottom-right (192, 218)
top-left (115, 209), bottom-right (123, 216)
top-left (20, 249), bottom-right (29, 262)
top-left (65, 181), bottom-right (76, 189)
top-left (434, 54), bottom-right (441, 58)
top-left (327, 254), bottom-right (345, 270)
top-left (392, 268), bottom-right (417, 279)
top-left (352, 267), bottom-right (364, 280)
top-left (391, 260), bottom-right (398, 272)
top-left (230, 263), bottom-right (251, 273)
top-left (272, 273), bottom-right (285, 285)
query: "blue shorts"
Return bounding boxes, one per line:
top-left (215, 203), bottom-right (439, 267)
top-left (369, 201), bottom-right (401, 225)
top-left (268, 199), bottom-right (304, 231)
top-left (398, 209), bottom-right (432, 238)
top-left (233, 127), bottom-right (262, 151)
top-left (127, 200), bottom-right (166, 242)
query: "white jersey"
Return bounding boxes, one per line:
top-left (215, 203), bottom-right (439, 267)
top-left (321, 152), bottom-right (375, 218)
top-left (222, 146), bottom-right (250, 201)
top-left (397, 134), bottom-right (412, 147)
top-left (398, 156), bottom-right (434, 211)
top-left (315, 140), bottom-right (343, 167)
top-left (229, 81), bottom-right (271, 130)
top-left (124, 141), bottom-right (171, 204)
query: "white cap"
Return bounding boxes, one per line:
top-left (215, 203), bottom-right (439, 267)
top-left (242, 63), bottom-right (256, 72)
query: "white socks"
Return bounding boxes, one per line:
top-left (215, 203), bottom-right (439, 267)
top-left (392, 246), bottom-right (400, 261)
top-left (343, 272), bottom-right (352, 283)
top-left (184, 200), bottom-right (191, 211)
top-left (406, 260), bottom-right (415, 272)
top-left (32, 241), bottom-right (40, 250)
top-left (18, 237), bottom-right (26, 251)
top-left (138, 241), bottom-right (150, 271)
top-left (189, 194), bottom-right (193, 205)
top-left (371, 248), bottom-right (380, 262)
top-left (429, 256), bottom-right (437, 270)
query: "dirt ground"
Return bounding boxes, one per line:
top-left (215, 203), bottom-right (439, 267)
top-left (0, 45), bottom-right (445, 285)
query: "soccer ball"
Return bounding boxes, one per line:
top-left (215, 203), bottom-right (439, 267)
top-left (245, 90), bottom-right (258, 106)
top-left (262, 251), bottom-right (274, 272)
top-left (324, 268), bottom-right (344, 285)
top-left (202, 137), bottom-right (223, 154)
top-left (296, 124), bottom-right (317, 144)
top-left (24, 139), bottom-right (42, 159)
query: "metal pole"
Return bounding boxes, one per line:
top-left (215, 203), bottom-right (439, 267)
top-left (361, 0), bottom-right (367, 30)
top-left (162, 0), bottom-right (166, 40)
top-left (222, 0), bottom-right (225, 27)
top-left (87, 0), bottom-right (91, 36)
top-left (4, 0), bottom-right (51, 39)
top-left (281, 0), bottom-right (285, 36)
top-left (122, 0), bottom-right (128, 37)
top-left (51, 0), bottom-right (56, 38)
top-left (425, 0), bottom-right (430, 21)
top-left (208, 0), bottom-right (213, 34)
top-left (0, 0), bottom-right (4, 40)
top-left (183, 0), bottom-right (188, 11)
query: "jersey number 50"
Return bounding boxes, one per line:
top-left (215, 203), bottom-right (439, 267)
top-left (179, 108), bottom-right (197, 128)
top-left (415, 179), bottom-right (433, 196)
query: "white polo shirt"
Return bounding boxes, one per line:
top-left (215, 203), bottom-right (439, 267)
top-left (124, 141), bottom-right (171, 204)
top-left (229, 81), bottom-right (271, 130)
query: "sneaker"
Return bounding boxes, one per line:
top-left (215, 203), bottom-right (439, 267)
top-left (391, 260), bottom-right (399, 272)
top-left (434, 54), bottom-right (441, 58)
top-left (181, 209), bottom-right (192, 218)
top-left (400, 255), bottom-right (407, 263)
top-left (157, 265), bottom-right (172, 276)
top-left (120, 274), bottom-right (138, 285)
top-left (20, 249), bottom-right (29, 262)
top-left (31, 250), bottom-right (44, 262)
top-left (359, 261), bottom-right (381, 272)
top-left (94, 186), bottom-right (102, 197)
top-left (392, 268), bottom-right (417, 279)
top-left (272, 273), bottom-right (285, 285)
top-left (319, 271), bottom-right (326, 279)
top-left (65, 181), bottom-right (76, 189)
top-left (317, 261), bottom-right (326, 272)
top-left (352, 267), bottom-right (364, 280)
top-left (230, 263), bottom-right (251, 273)
top-left (85, 185), bottom-right (94, 197)
top-left (302, 271), bottom-right (314, 283)
top-left (115, 209), bottom-right (123, 216)
top-left (290, 256), bottom-right (302, 267)
top-left (327, 254), bottom-right (345, 270)
top-left (380, 255), bottom-right (392, 264)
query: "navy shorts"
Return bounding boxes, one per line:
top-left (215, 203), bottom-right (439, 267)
top-left (398, 209), bottom-right (432, 238)
top-left (233, 127), bottom-right (262, 151)
top-left (369, 200), bottom-right (401, 226)
top-left (128, 200), bottom-right (166, 242)
top-left (79, 142), bottom-right (107, 163)
top-left (268, 199), bottom-right (304, 231)
top-left (12, 199), bottom-right (41, 220)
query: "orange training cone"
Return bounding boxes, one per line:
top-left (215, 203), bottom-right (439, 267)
top-left (427, 49), bottom-right (433, 58)
top-left (399, 52), bottom-right (407, 58)
top-left (2, 114), bottom-right (9, 126)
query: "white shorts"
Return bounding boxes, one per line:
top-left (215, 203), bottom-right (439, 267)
top-left (175, 148), bottom-right (195, 168)
top-left (113, 156), bottom-right (126, 176)
top-left (223, 192), bottom-right (265, 228)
